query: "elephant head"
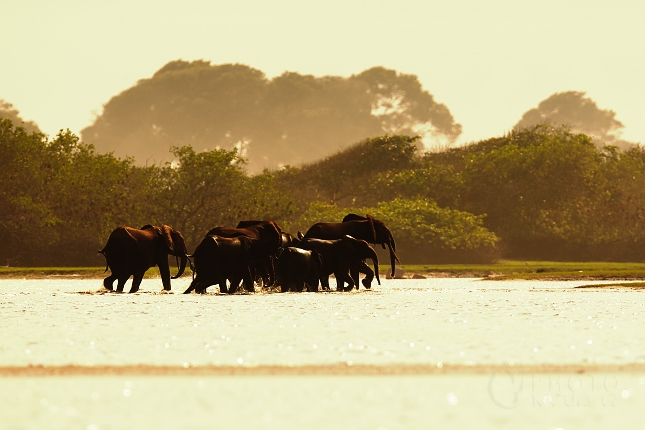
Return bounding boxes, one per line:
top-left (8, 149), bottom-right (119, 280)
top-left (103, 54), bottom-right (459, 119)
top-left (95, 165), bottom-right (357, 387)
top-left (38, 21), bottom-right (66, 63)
top-left (342, 214), bottom-right (399, 278)
top-left (155, 224), bottom-right (188, 279)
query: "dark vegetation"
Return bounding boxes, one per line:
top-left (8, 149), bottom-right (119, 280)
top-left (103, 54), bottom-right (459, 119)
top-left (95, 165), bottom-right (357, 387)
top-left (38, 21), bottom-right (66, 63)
top-left (3, 115), bottom-right (645, 267)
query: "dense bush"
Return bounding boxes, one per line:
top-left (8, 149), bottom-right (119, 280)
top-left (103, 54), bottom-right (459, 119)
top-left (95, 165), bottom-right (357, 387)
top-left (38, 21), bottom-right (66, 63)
top-left (286, 199), bottom-right (499, 263)
top-left (3, 117), bottom-right (645, 265)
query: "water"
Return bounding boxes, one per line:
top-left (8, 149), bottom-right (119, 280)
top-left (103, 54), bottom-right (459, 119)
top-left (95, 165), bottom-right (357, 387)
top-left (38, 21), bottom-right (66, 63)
top-left (2, 277), bottom-right (645, 429)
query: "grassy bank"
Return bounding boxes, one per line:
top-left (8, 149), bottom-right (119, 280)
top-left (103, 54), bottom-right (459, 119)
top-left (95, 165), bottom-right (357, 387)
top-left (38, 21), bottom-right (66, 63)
top-left (391, 261), bottom-right (645, 280)
top-left (3, 261), bottom-right (645, 281)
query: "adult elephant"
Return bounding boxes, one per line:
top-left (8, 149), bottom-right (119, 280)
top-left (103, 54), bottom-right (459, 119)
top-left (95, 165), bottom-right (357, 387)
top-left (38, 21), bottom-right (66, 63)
top-left (297, 235), bottom-right (380, 292)
top-left (303, 214), bottom-right (399, 280)
top-left (183, 235), bottom-right (253, 294)
top-left (205, 220), bottom-right (282, 291)
top-left (276, 247), bottom-right (323, 293)
top-left (99, 224), bottom-right (188, 293)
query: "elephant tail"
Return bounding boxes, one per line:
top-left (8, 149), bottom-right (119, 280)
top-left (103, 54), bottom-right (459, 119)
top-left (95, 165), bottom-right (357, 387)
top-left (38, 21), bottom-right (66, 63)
top-left (98, 249), bottom-right (109, 273)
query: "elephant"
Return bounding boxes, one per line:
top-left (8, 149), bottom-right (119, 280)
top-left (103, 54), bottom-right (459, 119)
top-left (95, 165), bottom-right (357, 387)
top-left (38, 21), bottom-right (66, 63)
top-left (183, 235), bottom-right (253, 294)
top-left (276, 247), bottom-right (323, 292)
top-left (303, 214), bottom-right (399, 282)
top-left (296, 234), bottom-right (380, 292)
top-left (204, 220), bottom-right (282, 291)
top-left (99, 224), bottom-right (188, 293)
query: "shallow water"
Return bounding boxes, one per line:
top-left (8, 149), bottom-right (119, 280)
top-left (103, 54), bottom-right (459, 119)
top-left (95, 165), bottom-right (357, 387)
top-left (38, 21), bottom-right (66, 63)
top-left (1, 278), bottom-right (644, 367)
top-left (3, 277), bottom-right (645, 429)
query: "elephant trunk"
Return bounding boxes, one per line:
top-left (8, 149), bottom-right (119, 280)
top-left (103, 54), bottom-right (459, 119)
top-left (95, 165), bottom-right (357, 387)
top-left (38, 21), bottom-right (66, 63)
top-left (172, 253), bottom-right (188, 279)
top-left (365, 246), bottom-right (381, 286)
top-left (387, 237), bottom-right (400, 279)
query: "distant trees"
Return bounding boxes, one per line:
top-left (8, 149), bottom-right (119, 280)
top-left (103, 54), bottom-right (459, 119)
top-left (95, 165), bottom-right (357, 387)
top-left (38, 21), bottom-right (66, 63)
top-left (4, 112), bottom-right (645, 265)
top-left (0, 100), bottom-right (40, 134)
top-left (359, 125), bottom-right (645, 260)
top-left (81, 61), bottom-right (461, 172)
top-left (514, 91), bottom-right (636, 151)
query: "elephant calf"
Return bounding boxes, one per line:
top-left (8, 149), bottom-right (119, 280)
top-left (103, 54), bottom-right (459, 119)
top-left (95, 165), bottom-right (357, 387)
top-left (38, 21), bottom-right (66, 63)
top-left (276, 247), bottom-right (323, 292)
top-left (99, 224), bottom-right (188, 293)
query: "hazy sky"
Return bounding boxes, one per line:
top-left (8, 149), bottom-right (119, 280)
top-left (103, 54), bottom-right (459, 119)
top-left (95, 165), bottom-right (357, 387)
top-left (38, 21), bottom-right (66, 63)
top-left (3, 0), bottom-right (644, 146)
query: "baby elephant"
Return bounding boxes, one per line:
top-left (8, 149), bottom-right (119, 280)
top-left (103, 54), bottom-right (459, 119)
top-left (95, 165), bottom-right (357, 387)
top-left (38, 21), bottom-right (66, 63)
top-left (277, 247), bottom-right (323, 292)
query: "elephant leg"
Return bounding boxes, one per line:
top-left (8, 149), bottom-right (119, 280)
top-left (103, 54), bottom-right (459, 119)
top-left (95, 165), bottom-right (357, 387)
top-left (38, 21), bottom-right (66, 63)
top-left (349, 267), bottom-right (360, 291)
top-left (103, 274), bottom-right (116, 290)
top-left (335, 272), bottom-right (354, 292)
top-left (228, 277), bottom-right (240, 294)
top-left (357, 262), bottom-right (374, 289)
top-left (116, 275), bottom-right (130, 292)
top-left (158, 260), bottom-right (172, 291)
top-left (242, 268), bottom-right (254, 292)
top-left (320, 276), bottom-right (330, 291)
top-left (129, 273), bottom-right (144, 293)
top-left (218, 281), bottom-right (228, 294)
top-left (306, 276), bottom-right (319, 292)
top-left (294, 279), bottom-right (305, 292)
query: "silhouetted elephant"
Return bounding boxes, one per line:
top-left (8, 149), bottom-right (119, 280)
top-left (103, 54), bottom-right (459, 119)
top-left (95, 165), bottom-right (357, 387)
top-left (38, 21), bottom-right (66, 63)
top-left (204, 220), bottom-right (282, 291)
top-left (303, 214), bottom-right (397, 284)
top-left (276, 247), bottom-right (323, 292)
top-left (99, 224), bottom-right (188, 293)
top-left (183, 235), bottom-right (253, 294)
top-left (297, 235), bottom-right (380, 292)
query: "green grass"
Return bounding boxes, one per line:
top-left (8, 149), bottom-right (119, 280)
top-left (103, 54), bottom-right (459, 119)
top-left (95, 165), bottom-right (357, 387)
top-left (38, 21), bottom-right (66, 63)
top-left (394, 261), bottom-right (645, 280)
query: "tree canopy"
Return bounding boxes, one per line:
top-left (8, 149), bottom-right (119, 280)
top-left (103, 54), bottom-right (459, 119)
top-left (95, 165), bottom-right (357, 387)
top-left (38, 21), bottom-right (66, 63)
top-left (514, 91), bottom-right (636, 151)
top-left (0, 100), bottom-right (40, 134)
top-left (81, 61), bottom-right (461, 172)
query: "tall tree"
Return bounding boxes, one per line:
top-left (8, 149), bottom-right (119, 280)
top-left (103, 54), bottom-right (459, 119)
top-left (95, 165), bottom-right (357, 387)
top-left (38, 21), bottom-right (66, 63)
top-left (82, 61), bottom-right (461, 173)
top-left (514, 91), bottom-right (635, 150)
top-left (0, 100), bottom-right (41, 134)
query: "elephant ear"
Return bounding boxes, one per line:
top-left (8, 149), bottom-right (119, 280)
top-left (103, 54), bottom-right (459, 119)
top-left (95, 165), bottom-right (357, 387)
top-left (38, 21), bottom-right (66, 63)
top-left (342, 213), bottom-right (367, 223)
top-left (156, 225), bottom-right (174, 254)
top-left (366, 215), bottom-right (377, 244)
top-left (311, 249), bottom-right (323, 269)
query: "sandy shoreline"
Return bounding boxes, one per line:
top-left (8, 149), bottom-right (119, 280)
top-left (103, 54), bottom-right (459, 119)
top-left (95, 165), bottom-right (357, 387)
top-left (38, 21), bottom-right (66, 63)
top-left (3, 363), bottom-right (645, 377)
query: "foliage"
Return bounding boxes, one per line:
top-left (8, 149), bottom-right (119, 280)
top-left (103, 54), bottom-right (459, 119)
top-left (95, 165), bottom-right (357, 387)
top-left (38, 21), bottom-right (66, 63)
top-left (514, 91), bottom-right (636, 151)
top-left (286, 198), bottom-right (499, 263)
top-left (0, 119), bottom-right (153, 265)
top-left (81, 61), bottom-right (461, 172)
top-left (0, 100), bottom-right (41, 134)
top-left (275, 135), bottom-right (421, 207)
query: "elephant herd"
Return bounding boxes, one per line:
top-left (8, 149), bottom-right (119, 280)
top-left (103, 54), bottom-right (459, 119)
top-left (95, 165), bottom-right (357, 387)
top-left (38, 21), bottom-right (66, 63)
top-left (99, 215), bottom-right (400, 294)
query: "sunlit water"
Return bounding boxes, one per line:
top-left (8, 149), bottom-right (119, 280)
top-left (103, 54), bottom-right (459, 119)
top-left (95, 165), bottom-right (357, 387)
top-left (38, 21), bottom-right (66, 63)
top-left (2, 277), bottom-right (645, 429)
top-left (2, 278), bottom-right (644, 367)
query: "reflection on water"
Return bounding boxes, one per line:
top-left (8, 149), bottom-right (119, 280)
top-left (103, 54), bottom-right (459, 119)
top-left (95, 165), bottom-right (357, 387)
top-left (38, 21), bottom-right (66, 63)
top-left (1, 278), bottom-right (644, 367)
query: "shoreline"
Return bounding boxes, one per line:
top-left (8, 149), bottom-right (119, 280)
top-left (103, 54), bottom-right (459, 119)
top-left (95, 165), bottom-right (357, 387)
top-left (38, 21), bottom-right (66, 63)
top-left (3, 363), bottom-right (645, 376)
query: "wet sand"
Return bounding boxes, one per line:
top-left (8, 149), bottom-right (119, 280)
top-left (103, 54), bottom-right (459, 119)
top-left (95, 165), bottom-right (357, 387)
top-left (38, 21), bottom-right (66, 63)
top-left (4, 362), bottom-right (645, 376)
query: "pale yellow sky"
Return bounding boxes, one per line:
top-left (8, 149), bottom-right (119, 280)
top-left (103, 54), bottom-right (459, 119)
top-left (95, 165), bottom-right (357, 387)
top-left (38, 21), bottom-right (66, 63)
top-left (2, 0), bottom-right (644, 146)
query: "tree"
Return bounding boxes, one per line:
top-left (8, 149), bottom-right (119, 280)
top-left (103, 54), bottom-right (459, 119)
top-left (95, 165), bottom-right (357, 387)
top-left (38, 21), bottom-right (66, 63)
top-left (82, 61), bottom-right (462, 173)
top-left (0, 100), bottom-right (41, 134)
top-left (514, 91), bottom-right (636, 151)
top-left (286, 198), bottom-right (499, 264)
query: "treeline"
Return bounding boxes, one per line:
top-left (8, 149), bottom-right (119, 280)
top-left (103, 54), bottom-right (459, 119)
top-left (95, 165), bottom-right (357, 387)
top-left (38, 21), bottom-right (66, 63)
top-left (2, 118), bottom-right (644, 266)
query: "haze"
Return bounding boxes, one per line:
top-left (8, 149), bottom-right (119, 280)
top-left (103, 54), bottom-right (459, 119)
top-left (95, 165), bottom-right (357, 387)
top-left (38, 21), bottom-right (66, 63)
top-left (2, 0), bottom-right (643, 146)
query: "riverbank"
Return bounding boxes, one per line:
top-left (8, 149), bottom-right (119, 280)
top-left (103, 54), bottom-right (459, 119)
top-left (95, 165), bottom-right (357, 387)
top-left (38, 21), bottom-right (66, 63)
top-left (5, 261), bottom-right (645, 281)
